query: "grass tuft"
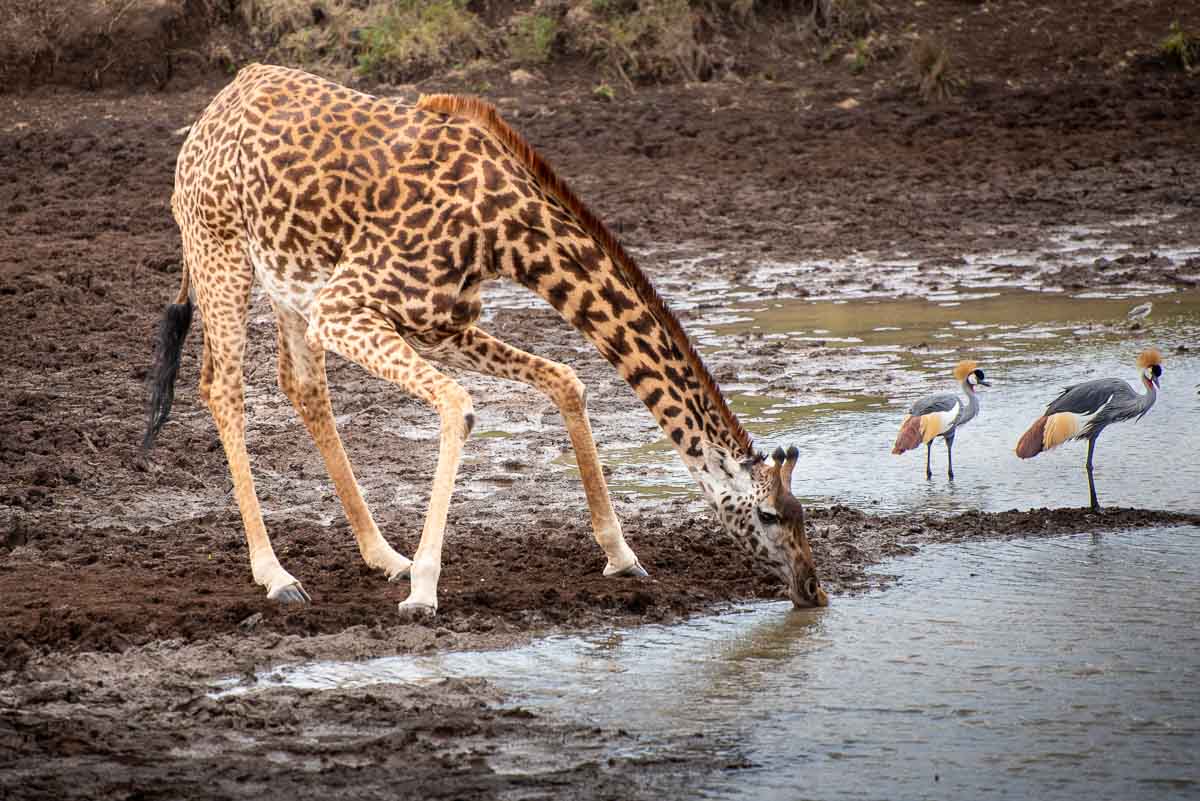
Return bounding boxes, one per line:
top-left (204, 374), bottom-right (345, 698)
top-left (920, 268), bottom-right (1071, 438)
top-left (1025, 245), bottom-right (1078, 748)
top-left (910, 35), bottom-right (959, 103)
top-left (582, 0), bottom-right (707, 85)
top-left (810, 0), bottom-right (881, 39)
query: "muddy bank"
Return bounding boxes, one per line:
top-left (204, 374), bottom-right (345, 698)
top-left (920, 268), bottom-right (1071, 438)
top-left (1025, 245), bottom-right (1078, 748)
top-left (4, 505), bottom-right (1197, 676)
top-left (1, 0), bottom-right (227, 92)
top-left (0, 670), bottom-right (699, 800)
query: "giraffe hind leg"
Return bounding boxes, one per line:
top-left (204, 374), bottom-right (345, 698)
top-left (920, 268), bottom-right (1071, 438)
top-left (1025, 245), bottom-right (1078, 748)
top-left (184, 228), bottom-right (309, 604)
top-left (308, 294), bottom-right (475, 618)
top-left (275, 304), bottom-right (413, 580)
top-left (420, 325), bottom-right (646, 578)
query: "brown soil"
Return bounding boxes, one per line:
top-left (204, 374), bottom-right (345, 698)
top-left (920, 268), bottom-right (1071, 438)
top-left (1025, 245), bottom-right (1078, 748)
top-left (2, 2), bottom-right (1199, 798)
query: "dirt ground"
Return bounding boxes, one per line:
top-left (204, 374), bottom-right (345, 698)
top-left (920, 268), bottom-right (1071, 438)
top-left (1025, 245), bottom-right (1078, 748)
top-left (3, 2), bottom-right (1200, 797)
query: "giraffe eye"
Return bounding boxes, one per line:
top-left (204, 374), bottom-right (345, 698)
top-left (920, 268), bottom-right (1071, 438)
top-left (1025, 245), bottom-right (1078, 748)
top-left (756, 509), bottom-right (780, 526)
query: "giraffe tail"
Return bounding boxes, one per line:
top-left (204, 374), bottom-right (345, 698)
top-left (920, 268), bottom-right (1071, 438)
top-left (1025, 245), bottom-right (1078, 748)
top-left (142, 266), bottom-right (194, 452)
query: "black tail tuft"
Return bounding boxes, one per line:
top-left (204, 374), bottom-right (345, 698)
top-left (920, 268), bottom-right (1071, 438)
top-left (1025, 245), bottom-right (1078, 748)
top-left (142, 300), bottom-right (194, 452)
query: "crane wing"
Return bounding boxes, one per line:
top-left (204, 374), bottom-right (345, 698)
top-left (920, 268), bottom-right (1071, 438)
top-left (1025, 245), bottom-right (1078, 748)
top-left (908, 392), bottom-right (959, 417)
top-left (1045, 379), bottom-right (1134, 416)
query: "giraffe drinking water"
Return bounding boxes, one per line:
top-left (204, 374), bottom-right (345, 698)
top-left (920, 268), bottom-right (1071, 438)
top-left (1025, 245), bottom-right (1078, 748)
top-left (144, 64), bottom-right (826, 617)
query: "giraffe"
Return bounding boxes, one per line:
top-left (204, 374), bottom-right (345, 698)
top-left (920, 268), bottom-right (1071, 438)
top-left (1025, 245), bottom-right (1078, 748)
top-left (143, 64), bottom-right (827, 618)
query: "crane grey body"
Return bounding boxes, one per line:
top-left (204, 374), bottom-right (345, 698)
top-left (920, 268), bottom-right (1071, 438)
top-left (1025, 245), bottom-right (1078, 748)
top-left (1048, 377), bottom-right (1156, 510)
top-left (1016, 350), bottom-right (1163, 511)
top-left (892, 361), bottom-right (989, 480)
top-left (907, 387), bottom-right (980, 480)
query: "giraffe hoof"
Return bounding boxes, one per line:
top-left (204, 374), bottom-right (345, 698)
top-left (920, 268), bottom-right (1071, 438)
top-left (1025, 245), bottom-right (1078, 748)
top-left (397, 600), bottom-right (437, 621)
top-left (604, 559), bottom-right (649, 579)
top-left (268, 581), bottom-right (311, 605)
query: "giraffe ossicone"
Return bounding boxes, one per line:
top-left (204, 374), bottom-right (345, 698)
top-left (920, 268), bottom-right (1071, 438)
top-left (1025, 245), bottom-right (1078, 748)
top-left (143, 64), bottom-right (827, 616)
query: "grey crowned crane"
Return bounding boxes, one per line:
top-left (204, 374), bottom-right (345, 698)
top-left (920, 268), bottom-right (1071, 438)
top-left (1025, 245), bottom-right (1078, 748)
top-left (892, 360), bottom-right (990, 480)
top-left (1015, 349), bottom-right (1163, 512)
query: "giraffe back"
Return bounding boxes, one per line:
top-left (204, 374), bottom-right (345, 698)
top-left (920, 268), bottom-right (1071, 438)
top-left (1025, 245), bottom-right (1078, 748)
top-left (175, 64), bottom-right (494, 330)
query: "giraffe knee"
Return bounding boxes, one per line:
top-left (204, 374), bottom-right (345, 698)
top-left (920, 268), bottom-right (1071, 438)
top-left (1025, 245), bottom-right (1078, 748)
top-left (437, 384), bottom-right (474, 440)
top-left (547, 365), bottom-right (587, 409)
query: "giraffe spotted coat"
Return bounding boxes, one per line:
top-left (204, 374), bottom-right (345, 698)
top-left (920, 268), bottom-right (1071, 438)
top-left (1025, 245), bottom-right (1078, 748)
top-left (153, 64), bottom-right (826, 615)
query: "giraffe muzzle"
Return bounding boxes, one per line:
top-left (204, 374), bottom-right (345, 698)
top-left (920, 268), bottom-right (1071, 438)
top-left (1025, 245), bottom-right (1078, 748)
top-left (790, 575), bottom-right (829, 608)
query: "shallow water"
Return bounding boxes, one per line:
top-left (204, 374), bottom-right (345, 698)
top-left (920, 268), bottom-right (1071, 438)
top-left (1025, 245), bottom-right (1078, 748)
top-left (220, 526), bottom-right (1200, 800)
top-left (605, 290), bottom-right (1200, 513)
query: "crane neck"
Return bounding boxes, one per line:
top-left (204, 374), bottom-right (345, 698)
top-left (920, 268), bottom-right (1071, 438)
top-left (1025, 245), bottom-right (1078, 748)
top-left (958, 378), bottom-right (980, 425)
top-left (1138, 376), bottom-right (1159, 419)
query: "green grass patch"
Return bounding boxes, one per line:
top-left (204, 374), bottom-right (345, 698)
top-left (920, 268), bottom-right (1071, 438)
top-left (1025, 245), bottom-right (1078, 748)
top-left (508, 13), bottom-right (558, 65)
top-left (356, 0), bottom-right (486, 82)
top-left (1159, 21), bottom-right (1199, 71)
top-left (236, 0), bottom-right (487, 82)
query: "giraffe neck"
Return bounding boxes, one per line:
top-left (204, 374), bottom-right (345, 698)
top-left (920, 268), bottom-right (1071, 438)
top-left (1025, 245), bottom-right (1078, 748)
top-left (501, 209), bottom-right (752, 470)
top-left (412, 93), bottom-right (753, 470)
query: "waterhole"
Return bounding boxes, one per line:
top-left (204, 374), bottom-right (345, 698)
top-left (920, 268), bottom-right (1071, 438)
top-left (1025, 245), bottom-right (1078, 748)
top-left (218, 525), bottom-right (1200, 800)
top-left (602, 289), bottom-right (1200, 513)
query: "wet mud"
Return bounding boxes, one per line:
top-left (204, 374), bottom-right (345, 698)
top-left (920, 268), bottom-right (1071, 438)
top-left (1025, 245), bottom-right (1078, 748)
top-left (4, 4), bottom-right (1200, 795)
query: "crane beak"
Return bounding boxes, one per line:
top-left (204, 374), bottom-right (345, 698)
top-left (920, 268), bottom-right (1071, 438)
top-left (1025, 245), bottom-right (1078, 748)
top-left (977, 380), bottom-right (991, 387)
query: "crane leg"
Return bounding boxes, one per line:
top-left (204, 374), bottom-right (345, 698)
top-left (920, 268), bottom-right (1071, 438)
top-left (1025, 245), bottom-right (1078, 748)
top-left (925, 442), bottom-right (933, 480)
top-left (1086, 437), bottom-right (1100, 512)
top-left (945, 433), bottom-right (955, 481)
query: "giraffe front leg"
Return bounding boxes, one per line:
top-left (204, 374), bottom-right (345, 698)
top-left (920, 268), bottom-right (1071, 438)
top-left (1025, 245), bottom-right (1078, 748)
top-left (399, 383), bottom-right (474, 618)
top-left (421, 326), bottom-right (646, 579)
top-left (309, 299), bottom-right (474, 619)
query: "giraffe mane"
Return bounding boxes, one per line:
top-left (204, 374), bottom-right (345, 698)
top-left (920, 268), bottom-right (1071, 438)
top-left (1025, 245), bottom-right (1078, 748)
top-left (417, 93), bottom-right (753, 457)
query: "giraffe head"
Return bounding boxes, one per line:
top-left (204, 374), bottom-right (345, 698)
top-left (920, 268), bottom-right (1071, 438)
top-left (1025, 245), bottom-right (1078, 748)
top-left (697, 444), bottom-right (828, 608)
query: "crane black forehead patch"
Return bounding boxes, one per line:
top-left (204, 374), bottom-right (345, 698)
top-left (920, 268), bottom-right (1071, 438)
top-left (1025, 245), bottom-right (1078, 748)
top-left (1150, 364), bottom-right (1162, 377)
top-left (973, 369), bottom-right (986, 382)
